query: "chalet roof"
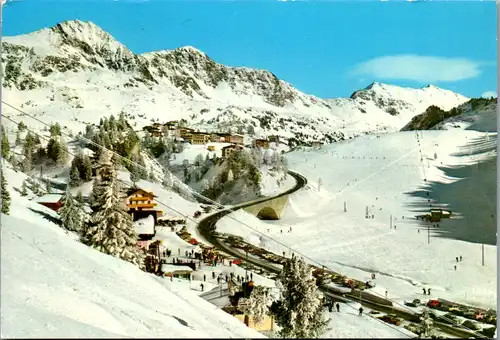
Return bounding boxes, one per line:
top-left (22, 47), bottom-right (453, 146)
top-left (126, 187), bottom-right (157, 198)
top-left (231, 134), bottom-right (244, 138)
top-left (222, 144), bottom-right (243, 150)
top-left (36, 194), bottom-right (63, 204)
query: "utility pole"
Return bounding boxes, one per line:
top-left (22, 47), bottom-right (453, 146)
top-left (427, 223), bottom-right (431, 244)
top-left (245, 250), bottom-right (248, 282)
top-left (481, 243), bottom-right (485, 266)
top-left (390, 215), bottom-right (392, 229)
top-left (365, 206), bottom-right (369, 219)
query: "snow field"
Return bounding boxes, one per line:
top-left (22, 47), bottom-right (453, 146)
top-left (215, 130), bottom-right (497, 310)
top-left (0, 162), bottom-right (266, 338)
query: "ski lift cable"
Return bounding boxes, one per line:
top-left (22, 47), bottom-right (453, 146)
top-left (1, 104), bottom-right (487, 338)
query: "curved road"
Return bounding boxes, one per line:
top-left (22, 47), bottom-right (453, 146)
top-left (196, 170), bottom-right (482, 339)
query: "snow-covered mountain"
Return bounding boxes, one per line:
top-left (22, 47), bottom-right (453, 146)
top-left (2, 20), bottom-right (469, 143)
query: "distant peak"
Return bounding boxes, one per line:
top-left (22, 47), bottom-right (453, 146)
top-left (175, 46), bottom-right (206, 56)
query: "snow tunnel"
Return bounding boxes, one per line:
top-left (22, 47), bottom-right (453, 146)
top-left (256, 207), bottom-right (280, 220)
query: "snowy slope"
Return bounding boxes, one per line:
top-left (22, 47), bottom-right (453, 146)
top-left (435, 101), bottom-right (497, 132)
top-left (216, 129), bottom-right (497, 310)
top-left (2, 20), bottom-right (468, 144)
top-left (0, 162), bottom-right (265, 338)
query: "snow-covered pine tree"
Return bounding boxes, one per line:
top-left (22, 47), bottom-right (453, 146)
top-left (80, 154), bottom-right (93, 181)
top-left (21, 149), bottom-right (32, 173)
top-left (84, 151), bottom-right (144, 268)
top-left (75, 190), bottom-right (85, 206)
top-left (15, 131), bottom-right (22, 146)
top-left (45, 181), bottom-right (52, 194)
top-left (199, 178), bottom-right (210, 194)
top-left (130, 164), bottom-right (141, 183)
top-left (194, 153), bottom-right (204, 167)
top-left (418, 308), bottom-right (435, 339)
top-left (239, 285), bottom-right (272, 325)
top-left (21, 179), bottom-right (28, 196)
top-left (59, 187), bottom-right (83, 233)
top-left (69, 159), bottom-right (82, 186)
top-left (272, 256), bottom-right (330, 338)
top-left (1, 168), bottom-right (11, 214)
top-left (2, 125), bottom-right (10, 159)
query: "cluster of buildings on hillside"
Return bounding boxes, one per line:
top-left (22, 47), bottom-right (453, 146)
top-left (143, 121), bottom-right (244, 145)
top-left (143, 121), bottom-right (282, 150)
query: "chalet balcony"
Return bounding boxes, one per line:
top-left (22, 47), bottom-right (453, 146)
top-left (127, 203), bottom-right (158, 209)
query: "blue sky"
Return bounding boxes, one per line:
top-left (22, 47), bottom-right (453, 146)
top-left (2, 0), bottom-right (497, 98)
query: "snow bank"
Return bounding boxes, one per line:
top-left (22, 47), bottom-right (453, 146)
top-left (0, 163), bottom-right (265, 338)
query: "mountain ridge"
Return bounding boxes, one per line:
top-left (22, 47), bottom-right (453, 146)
top-left (2, 20), bottom-right (470, 144)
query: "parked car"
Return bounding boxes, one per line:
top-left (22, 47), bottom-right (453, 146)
top-left (193, 211), bottom-right (202, 218)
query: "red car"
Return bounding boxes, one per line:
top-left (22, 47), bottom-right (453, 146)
top-left (427, 299), bottom-right (441, 308)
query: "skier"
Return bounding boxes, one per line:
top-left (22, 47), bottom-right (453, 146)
top-left (336, 303), bottom-right (340, 312)
top-left (418, 229), bottom-right (420, 233)
top-left (359, 307), bottom-right (364, 316)
top-left (185, 250), bottom-right (188, 257)
top-left (178, 248), bottom-right (180, 255)
top-left (428, 288), bottom-right (431, 296)
top-left (460, 255), bottom-right (463, 262)
top-left (200, 283), bottom-right (204, 292)
top-left (456, 257), bottom-right (459, 263)
top-left (422, 288), bottom-right (427, 295)
top-left (212, 271), bottom-right (216, 279)
top-left (203, 274), bottom-right (206, 282)
top-left (454, 265), bottom-right (457, 271)
top-left (250, 273), bottom-right (253, 280)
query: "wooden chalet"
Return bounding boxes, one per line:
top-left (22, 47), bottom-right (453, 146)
top-left (143, 125), bottom-right (164, 137)
top-left (253, 138), bottom-right (269, 148)
top-left (179, 127), bottom-right (195, 139)
top-left (125, 188), bottom-right (164, 224)
top-left (222, 144), bottom-right (244, 158)
top-left (36, 194), bottom-right (64, 212)
top-left (210, 133), bottom-right (231, 143)
top-left (229, 134), bottom-right (244, 145)
top-left (189, 132), bottom-right (211, 145)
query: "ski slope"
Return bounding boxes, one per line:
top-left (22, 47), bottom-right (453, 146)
top-left (216, 129), bottom-right (497, 310)
top-left (0, 162), bottom-right (265, 338)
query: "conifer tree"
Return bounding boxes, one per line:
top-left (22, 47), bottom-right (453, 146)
top-left (80, 154), bottom-right (93, 181)
top-left (272, 256), bottom-right (329, 338)
top-left (418, 309), bottom-right (435, 339)
top-left (2, 126), bottom-right (10, 159)
top-left (84, 151), bottom-right (144, 267)
top-left (240, 285), bottom-right (272, 325)
top-left (59, 188), bottom-right (83, 232)
top-left (1, 169), bottom-right (11, 214)
top-left (21, 179), bottom-right (28, 196)
top-left (15, 131), bottom-right (21, 146)
top-left (69, 158), bottom-right (82, 186)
